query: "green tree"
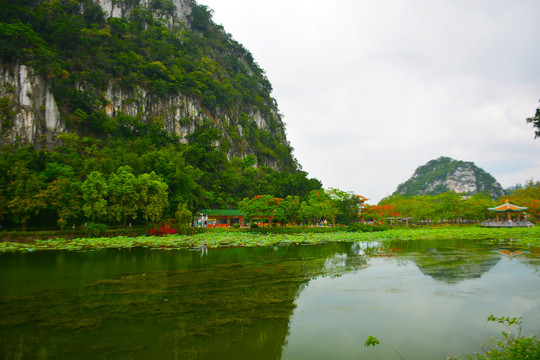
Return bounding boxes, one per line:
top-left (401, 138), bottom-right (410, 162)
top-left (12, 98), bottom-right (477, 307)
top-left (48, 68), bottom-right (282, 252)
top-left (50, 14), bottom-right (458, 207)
top-left (40, 178), bottom-right (82, 230)
top-left (82, 171), bottom-right (109, 222)
top-left (6, 163), bottom-right (46, 231)
top-left (300, 190), bottom-right (338, 225)
top-left (109, 165), bottom-right (139, 227)
top-left (175, 202), bottom-right (192, 231)
top-left (434, 192), bottom-right (464, 223)
top-left (461, 193), bottom-right (495, 222)
top-left (283, 195), bottom-right (302, 225)
top-left (328, 188), bottom-right (368, 224)
top-left (137, 172), bottom-right (169, 224)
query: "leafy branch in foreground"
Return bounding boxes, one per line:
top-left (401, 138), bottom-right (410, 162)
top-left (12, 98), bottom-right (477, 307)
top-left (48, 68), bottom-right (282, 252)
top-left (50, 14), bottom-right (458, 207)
top-left (364, 335), bottom-right (405, 360)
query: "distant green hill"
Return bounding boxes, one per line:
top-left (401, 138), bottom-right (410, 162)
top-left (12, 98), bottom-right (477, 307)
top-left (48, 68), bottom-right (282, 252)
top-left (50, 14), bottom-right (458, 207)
top-left (394, 157), bottom-right (505, 198)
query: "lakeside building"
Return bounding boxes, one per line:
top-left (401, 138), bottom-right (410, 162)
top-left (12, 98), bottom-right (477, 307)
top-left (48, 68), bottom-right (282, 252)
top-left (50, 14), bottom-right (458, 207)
top-left (193, 210), bottom-right (245, 228)
top-left (481, 201), bottom-right (533, 228)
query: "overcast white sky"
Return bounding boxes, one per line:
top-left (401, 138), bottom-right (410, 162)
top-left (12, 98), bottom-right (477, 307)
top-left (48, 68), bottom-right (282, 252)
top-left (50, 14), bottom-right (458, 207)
top-left (201, 0), bottom-right (540, 203)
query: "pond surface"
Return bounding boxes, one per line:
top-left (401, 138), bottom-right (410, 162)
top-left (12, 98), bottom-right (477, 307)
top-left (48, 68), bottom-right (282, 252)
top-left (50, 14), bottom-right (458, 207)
top-left (0, 239), bottom-right (539, 359)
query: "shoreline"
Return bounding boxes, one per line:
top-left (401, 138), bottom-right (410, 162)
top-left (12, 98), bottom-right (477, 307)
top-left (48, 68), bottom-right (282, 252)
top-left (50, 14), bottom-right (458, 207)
top-left (1, 226), bottom-right (539, 253)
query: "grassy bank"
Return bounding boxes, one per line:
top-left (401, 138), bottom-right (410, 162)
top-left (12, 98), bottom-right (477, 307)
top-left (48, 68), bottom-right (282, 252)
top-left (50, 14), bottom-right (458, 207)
top-left (1, 226), bottom-right (539, 253)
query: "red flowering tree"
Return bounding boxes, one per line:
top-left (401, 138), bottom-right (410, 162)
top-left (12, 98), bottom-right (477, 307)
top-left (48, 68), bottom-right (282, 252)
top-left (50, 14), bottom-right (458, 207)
top-left (239, 195), bottom-right (285, 227)
top-left (361, 204), bottom-right (400, 224)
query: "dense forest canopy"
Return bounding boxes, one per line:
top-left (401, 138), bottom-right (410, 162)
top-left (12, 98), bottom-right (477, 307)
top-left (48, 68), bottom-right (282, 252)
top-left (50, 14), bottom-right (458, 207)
top-left (0, 0), bottom-right (324, 230)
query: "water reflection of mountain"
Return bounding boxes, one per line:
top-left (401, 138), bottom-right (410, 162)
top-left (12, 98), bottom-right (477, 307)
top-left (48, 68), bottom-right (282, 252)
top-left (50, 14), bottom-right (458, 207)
top-left (375, 239), bottom-right (503, 284)
top-left (413, 250), bottom-right (501, 284)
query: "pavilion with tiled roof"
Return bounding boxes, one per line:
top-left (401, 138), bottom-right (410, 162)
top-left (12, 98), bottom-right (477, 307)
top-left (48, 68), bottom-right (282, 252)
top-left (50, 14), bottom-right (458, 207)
top-left (488, 200), bottom-right (528, 222)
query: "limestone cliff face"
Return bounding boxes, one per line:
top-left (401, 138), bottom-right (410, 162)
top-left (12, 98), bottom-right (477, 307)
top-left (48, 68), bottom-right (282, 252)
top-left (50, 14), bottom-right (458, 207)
top-left (96, 0), bottom-right (192, 24)
top-left (0, 62), bottom-right (63, 146)
top-left (394, 157), bottom-right (505, 198)
top-left (0, 0), bottom-right (290, 169)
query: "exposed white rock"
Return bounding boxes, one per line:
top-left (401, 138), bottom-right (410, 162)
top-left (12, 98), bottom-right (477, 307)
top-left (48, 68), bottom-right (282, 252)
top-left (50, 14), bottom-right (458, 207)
top-left (0, 62), bottom-right (63, 146)
top-left (95, 0), bottom-right (192, 24)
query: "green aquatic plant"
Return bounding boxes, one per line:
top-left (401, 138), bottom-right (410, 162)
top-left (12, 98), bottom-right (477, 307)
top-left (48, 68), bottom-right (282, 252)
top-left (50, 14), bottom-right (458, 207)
top-left (1, 226), bottom-right (539, 252)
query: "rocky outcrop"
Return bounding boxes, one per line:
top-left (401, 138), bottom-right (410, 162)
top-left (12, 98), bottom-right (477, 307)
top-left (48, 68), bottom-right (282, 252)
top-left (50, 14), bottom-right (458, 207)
top-left (96, 0), bottom-right (192, 24)
top-left (0, 62), bottom-right (63, 147)
top-left (395, 156), bottom-right (505, 198)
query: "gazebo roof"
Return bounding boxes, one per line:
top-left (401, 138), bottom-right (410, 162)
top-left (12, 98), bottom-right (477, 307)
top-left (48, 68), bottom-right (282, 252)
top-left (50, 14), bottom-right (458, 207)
top-left (488, 202), bottom-right (528, 212)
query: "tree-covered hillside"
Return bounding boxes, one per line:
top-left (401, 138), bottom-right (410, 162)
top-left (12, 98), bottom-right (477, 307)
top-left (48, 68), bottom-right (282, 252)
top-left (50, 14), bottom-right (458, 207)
top-left (0, 0), bottom-right (291, 164)
top-left (394, 157), bottom-right (505, 198)
top-left (0, 0), bottom-right (323, 230)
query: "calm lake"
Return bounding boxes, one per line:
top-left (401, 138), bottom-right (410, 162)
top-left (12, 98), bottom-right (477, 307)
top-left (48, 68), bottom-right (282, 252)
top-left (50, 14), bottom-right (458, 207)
top-left (1, 239), bottom-right (539, 359)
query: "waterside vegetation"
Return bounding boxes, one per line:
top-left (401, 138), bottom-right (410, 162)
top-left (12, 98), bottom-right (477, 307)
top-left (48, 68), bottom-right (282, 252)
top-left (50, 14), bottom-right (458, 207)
top-left (2, 225), bottom-right (539, 253)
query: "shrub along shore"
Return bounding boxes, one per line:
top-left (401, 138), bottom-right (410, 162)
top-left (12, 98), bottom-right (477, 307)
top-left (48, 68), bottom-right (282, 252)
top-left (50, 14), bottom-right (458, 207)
top-left (1, 225), bottom-right (539, 253)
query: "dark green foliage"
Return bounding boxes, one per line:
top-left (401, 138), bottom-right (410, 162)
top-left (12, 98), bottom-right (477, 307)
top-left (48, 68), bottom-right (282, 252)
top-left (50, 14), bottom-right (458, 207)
top-left (82, 222), bottom-right (108, 237)
top-left (0, 97), bottom-right (17, 130)
top-left (0, 134), bottom-right (319, 230)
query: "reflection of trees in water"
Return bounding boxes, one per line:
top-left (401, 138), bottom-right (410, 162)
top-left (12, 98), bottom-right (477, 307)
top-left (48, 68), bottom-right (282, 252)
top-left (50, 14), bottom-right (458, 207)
top-left (320, 242), bottom-right (380, 277)
top-left (4, 241), bottom-right (533, 358)
top-left (0, 244), bottom-right (368, 360)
